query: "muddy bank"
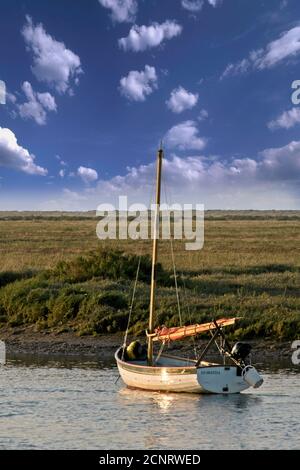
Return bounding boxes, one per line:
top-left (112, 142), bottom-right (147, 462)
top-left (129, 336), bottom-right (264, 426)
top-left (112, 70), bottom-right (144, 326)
top-left (0, 325), bottom-right (294, 361)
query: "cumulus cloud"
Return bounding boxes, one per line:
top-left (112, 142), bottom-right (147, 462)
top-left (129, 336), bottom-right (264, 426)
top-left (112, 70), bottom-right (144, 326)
top-left (110, 140), bottom-right (300, 187)
top-left (17, 81), bottom-right (57, 125)
top-left (118, 21), bottom-right (182, 52)
top-left (259, 141), bottom-right (300, 180)
top-left (268, 107), bottom-right (300, 130)
top-left (166, 86), bottom-right (199, 113)
top-left (0, 127), bottom-right (47, 175)
top-left (198, 109), bottom-right (209, 121)
top-left (98, 0), bottom-right (137, 23)
top-left (120, 65), bottom-right (158, 101)
top-left (221, 26), bottom-right (300, 79)
top-left (182, 0), bottom-right (222, 11)
top-left (77, 166), bottom-right (98, 184)
top-left (56, 155), bottom-right (67, 166)
top-left (164, 121), bottom-right (207, 151)
top-left (59, 169), bottom-right (66, 178)
top-left (0, 80), bottom-right (6, 105)
top-left (96, 139), bottom-right (300, 205)
top-left (6, 92), bottom-right (17, 104)
top-left (221, 59), bottom-right (251, 79)
top-left (45, 138), bottom-right (300, 210)
top-left (22, 16), bottom-right (83, 94)
top-left (181, 0), bottom-right (204, 12)
top-left (207, 0), bottom-right (223, 6)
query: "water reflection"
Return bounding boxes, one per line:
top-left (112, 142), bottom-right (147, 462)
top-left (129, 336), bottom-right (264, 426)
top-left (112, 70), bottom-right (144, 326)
top-left (118, 385), bottom-right (263, 415)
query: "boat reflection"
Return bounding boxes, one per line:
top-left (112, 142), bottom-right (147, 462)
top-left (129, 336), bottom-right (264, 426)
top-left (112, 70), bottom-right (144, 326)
top-left (118, 385), bottom-right (262, 414)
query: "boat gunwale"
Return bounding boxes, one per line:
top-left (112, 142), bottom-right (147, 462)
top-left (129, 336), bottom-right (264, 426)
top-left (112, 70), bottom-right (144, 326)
top-left (115, 347), bottom-right (237, 372)
top-left (115, 347), bottom-right (196, 373)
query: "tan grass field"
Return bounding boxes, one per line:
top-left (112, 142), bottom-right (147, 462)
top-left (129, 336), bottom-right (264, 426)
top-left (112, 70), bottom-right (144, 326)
top-left (0, 212), bottom-right (299, 340)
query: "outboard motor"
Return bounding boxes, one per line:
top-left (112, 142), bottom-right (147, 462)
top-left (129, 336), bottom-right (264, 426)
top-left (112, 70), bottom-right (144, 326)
top-left (231, 342), bottom-right (252, 362)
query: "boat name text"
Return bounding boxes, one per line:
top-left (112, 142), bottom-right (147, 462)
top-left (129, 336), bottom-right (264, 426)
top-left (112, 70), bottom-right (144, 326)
top-left (200, 370), bottom-right (221, 375)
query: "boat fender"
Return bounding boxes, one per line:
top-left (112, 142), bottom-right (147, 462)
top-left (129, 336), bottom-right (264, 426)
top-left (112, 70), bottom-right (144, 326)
top-left (242, 365), bottom-right (263, 388)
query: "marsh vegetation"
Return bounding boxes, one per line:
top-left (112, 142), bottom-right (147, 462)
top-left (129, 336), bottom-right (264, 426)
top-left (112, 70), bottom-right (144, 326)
top-left (0, 211), bottom-right (299, 340)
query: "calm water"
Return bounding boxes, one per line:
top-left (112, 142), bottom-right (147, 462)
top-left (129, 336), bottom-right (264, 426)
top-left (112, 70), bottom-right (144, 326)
top-left (0, 355), bottom-right (299, 450)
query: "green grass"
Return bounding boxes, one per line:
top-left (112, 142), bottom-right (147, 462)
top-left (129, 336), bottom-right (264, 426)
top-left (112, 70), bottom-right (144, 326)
top-left (0, 212), bottom-right (299, 340)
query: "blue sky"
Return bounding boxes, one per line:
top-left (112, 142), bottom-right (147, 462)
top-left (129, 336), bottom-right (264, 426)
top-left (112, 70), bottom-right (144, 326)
top-left (1, 0), bottom-right (300, 210)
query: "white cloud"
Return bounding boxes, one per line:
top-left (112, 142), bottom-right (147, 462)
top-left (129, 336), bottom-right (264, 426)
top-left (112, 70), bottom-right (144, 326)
top-left (207, 0), bottom-right (223, 6)
top-left (268, 108), bottom-right (300, 130)
top-left (166, 86), bottom-right (199, 113)
top-left (120, 65), bottom-right (158, 101)
top-left (98, 0), bottom-right (137, 23)
top-left (280, 0), bottom-right (288, 8)
top-left (59, 169), bottom-right (66, 178)
top-left (0, 127), bottom-right (47, 175)
top-left (77, 166), bottom-right (98, 184)
top-left (45, 139), bottom-right (300, 210)
top-left (164, 120), bottom-right (207, 151)
top-left (13, 138), bottom-right (300, 210)
top-left (118, 21), bottom-right (182, 52)
top-left (198, 109), bottom-right (209, 121)
top-left (259, 140), bottom-right (300, 180)
top-left (56, 155), bottom-right (67, 166)
top-left (255, 26), bottom-right (300, 69)
top-left (0, 80), bottom-right (6, 104)
top-left (6, 92), bottom-right (17, 104)
top-left (181, 0), bottom-right (204, 12)
top-left (18, 81), bottom-right (57, 125)
top-left (181, 0), bottom-right (222, 11)
top-left (221, 26), bottom-right (300, 79)
top-left (96, 139), bottom-right (300, 204)
top-left (220, 59), bottom-right (251, 79)
top-left (36, 90), bottom-right (57, 111)
top-left (22, 16), bottom-right (83, 94)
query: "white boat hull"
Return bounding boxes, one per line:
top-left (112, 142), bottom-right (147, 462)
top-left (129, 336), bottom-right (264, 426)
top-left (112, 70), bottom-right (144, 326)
top-left (115, 348), bottom-right (251, 394)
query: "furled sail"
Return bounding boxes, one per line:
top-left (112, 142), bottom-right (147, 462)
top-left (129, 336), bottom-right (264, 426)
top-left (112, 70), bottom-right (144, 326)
top-left (150, 317), bottom-right (238, 343)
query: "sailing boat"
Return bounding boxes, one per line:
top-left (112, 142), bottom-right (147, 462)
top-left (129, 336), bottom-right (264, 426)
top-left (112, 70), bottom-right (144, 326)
top-left (115, 147), bottom-right (263, 394)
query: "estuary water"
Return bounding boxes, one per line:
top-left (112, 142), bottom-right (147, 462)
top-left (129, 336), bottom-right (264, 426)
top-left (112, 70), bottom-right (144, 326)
top-left (0, 355), bottom-right (299, 450)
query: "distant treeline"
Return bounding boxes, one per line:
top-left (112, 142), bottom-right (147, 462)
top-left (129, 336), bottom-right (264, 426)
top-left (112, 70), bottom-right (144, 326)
top-left (1, 210), bottom-right (300, 221)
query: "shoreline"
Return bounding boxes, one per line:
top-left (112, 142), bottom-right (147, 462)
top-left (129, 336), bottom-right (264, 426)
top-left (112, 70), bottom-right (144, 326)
top-left (0, 326), bottom-right (294, 361)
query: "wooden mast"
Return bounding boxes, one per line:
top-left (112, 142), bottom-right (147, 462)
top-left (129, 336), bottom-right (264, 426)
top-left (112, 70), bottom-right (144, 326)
top-left (147, 145), bottom-right (163, 365)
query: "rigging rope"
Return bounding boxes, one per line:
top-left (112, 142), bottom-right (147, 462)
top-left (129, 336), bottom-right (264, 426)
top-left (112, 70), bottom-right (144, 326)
top-left (161, 150), bottom-right (198, 357)
top-left (181, 274), bottom-right (198, 359)
top-left (121, 167), bottom-right (156, 357)
top-left (162, 177), bottom-right (182, 327)
top-left (122, 256), bottom-right (141, 360)
top-left (170, 229), bottom-right (182, 327)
